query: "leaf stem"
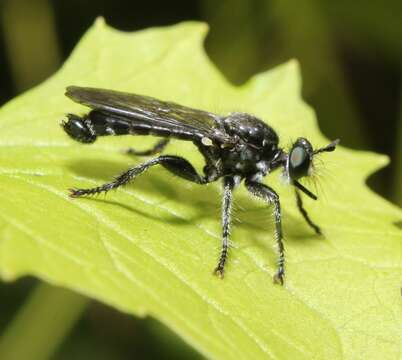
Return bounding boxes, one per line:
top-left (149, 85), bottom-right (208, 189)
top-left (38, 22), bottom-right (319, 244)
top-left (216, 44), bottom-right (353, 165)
top-left (0, 282), bottom-right (89, 360)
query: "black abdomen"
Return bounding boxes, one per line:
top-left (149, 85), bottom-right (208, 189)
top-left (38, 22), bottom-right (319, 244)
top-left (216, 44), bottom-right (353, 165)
top-left (88, 110), bottom-right (199, 140)
top-left (88, 110), bottom-right (145, 136)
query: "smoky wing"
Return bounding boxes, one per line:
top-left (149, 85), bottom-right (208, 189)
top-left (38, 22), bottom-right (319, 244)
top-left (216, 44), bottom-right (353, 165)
top-left (66, 86), bottom-right (228, 142)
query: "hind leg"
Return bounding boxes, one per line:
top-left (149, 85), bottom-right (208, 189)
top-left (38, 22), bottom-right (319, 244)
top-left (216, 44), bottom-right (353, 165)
top-left (69, 155), bottom-right (208, 197)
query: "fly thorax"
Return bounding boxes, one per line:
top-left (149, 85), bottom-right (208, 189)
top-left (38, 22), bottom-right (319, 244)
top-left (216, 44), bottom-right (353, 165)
top-left (222, 143), bottom-right (264, 175)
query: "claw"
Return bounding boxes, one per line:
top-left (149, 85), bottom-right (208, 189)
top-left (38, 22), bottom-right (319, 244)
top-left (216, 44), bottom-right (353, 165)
top-left (213, 266), bottom-right (225, 279)
top-left (68, 188), bottom-right (79, 198)
top-left (68, 188), bottom-right (88, 198)
top-left (273, 271), bottom-right (284, 285)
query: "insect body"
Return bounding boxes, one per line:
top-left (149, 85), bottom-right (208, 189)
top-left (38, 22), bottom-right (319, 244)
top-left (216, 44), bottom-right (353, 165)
top-left (62, 86), bottom-right (339, 284)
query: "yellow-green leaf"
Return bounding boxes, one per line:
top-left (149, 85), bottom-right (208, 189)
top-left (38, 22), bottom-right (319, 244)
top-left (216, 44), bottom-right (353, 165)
top-left (0, 19), bottom-right (401, 360)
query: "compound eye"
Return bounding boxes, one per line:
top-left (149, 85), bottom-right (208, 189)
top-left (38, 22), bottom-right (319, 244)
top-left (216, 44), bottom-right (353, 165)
top-left (290, 146), bottom-right (306, 167)
top-left (289, 146), bottom-right (310, 180)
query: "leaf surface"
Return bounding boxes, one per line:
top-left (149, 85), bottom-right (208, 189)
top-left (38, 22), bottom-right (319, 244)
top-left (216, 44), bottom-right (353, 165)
top-left (0, 19), bottom-right (401, 360)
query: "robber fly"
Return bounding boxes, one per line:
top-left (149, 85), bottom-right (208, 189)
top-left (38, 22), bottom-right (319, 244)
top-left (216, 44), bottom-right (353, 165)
top-left (62, 86), bottom-right (339, 284)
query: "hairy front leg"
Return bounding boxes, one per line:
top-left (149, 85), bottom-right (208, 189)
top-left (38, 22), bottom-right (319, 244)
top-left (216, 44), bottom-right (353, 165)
top-left (295, 189), bottom-right (321, 235)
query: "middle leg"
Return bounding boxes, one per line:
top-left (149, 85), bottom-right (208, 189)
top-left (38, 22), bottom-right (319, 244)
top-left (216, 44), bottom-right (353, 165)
top-left (213, 176), bottom-right (235, 278)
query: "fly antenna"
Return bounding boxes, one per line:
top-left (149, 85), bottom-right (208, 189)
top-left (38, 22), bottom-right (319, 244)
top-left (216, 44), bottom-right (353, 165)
top-left (313, 139), bottom-right (340, 155)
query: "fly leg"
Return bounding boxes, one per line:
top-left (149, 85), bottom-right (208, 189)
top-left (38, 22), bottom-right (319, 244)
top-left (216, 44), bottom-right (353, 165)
top-left (213, 176), bottom-right (235, 278)
top-left (69, 155), bottom-right (208, 197)
top-left (125, 138), bottom-right (170, 156)
top-left (245, 179), bottom-right (285, 285)
top-left (295, 189), bottom-right (321, 235)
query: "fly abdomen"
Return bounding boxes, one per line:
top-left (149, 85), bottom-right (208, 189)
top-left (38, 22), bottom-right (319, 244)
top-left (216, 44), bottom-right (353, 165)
top-left (88, 110), bottom-right (133, 136)
top-left (63, 110), bottom-right (144, 144)
top-left (87, 110), bottom-right (198, 140)
top-left (64, 108), bottom-right (205, 145)
top-left (63, 110), bottom-right (163, 143)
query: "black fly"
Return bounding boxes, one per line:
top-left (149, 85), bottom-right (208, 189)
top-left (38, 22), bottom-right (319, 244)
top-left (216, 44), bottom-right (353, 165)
top-left (62, 86), bottom-right (339, 285)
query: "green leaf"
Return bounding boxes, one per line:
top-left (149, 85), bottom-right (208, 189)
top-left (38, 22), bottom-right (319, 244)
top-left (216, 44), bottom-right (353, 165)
top-left (0, 19), bottom-right (401, 359)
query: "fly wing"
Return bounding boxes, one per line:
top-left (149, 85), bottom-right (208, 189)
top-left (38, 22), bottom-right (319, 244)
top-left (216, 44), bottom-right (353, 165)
top-left (66, 86), bottom-right (229, 143)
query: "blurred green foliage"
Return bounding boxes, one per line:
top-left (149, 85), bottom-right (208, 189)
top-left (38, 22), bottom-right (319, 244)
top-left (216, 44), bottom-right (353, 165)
top-left (0, 1), bottom-right (401, 359)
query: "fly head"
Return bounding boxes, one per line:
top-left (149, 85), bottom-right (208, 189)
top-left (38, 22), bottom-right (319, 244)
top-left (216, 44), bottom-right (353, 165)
top-left (285, 137), bottom-right (340, 200)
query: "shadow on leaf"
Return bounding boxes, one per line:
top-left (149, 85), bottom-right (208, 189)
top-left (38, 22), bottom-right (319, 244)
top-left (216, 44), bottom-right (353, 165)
top-left (67, 158), bottom-right (323, 246)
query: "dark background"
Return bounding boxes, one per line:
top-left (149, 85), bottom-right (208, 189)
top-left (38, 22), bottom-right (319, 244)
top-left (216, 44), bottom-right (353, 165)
top-left (0, 1), bottom-right (401, 359)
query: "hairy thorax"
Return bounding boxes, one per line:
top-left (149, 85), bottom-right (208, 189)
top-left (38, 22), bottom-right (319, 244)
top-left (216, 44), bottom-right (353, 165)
top-left (218, 112), bottom-right (281, 177)
top-left (220, 144), bottom-right (268, 176)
